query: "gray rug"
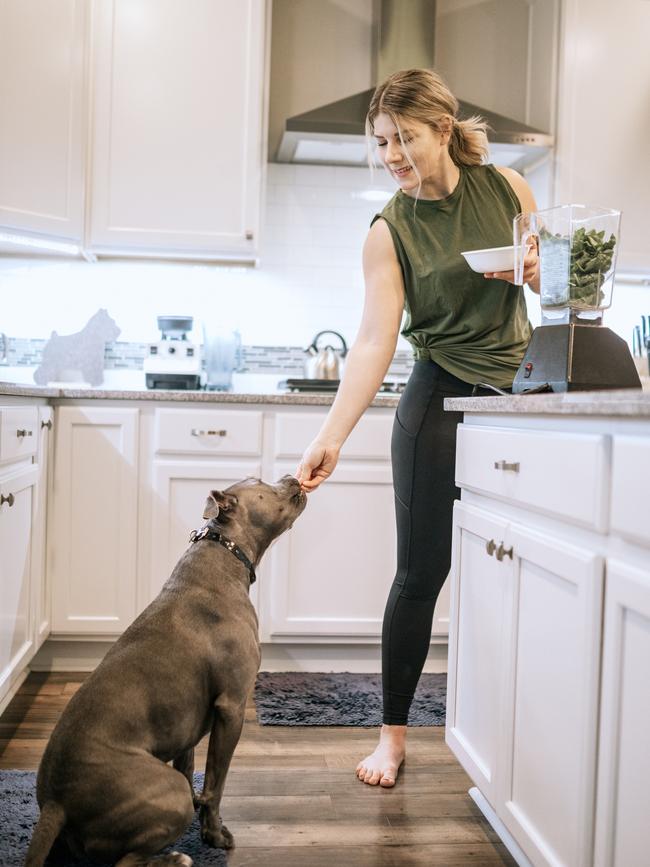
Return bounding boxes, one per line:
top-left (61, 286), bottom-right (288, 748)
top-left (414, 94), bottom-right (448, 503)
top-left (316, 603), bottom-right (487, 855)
top-left (254, 671), bottom-right (446, 726)
top-left (0, 770), bottom-right (227, 866)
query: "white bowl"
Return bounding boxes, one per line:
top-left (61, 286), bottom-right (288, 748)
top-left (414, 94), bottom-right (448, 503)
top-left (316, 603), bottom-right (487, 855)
top-left (461, 244), bottom-right (526, 274)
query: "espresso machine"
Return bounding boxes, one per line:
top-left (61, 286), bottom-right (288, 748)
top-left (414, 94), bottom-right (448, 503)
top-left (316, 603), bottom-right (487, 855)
top-left (512, 204), bottom-right (641, 393)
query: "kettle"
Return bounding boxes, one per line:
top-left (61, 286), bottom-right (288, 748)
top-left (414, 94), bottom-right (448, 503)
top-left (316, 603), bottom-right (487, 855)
top-left (304, 330), bottom-right (348, 380)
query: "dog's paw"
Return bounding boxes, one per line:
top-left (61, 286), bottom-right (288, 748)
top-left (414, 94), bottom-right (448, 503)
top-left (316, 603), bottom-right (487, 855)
top-left (167, 853), bottom-right (193, 866)
top-left (201, 822), bottom-right (234, 850)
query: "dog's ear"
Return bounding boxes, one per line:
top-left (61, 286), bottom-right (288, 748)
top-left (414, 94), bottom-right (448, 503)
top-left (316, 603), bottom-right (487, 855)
top-left (203, 490), bottom-right (238, 520)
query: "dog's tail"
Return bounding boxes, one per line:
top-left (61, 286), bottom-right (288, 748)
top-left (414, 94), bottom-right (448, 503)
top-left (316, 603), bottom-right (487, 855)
top-left (24, 801), bottom-right (65, 867)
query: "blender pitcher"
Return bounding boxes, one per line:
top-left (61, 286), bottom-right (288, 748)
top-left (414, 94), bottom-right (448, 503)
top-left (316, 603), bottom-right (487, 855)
top-left (202, 324), bottom-right (242, 391)
top-left (511, 204), bottom-right (640, 393)
top-left (514, 205), bottom-right (620, 321)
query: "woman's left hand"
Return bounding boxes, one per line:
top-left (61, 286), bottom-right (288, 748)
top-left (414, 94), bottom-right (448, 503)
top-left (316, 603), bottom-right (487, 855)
top-left (484, 244), bottom-right (539, 287)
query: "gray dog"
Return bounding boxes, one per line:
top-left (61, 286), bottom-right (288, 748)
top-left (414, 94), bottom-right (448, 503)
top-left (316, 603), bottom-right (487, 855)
top-left (25, 475), bottom-right (307, 867)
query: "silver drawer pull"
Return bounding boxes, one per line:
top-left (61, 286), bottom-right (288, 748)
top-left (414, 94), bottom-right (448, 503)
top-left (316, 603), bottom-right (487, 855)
top-left (496, 542), bottom-right (514, 561)
top-left (494, 460), bottom-right (519, 472)
top-left (191, 428), bottom-right (227, 437)
top-left (486, 539), bottom-right (496, 556)
top-left (1, 492), bottom-right (15, 507)
top-left (16, 428), bottom-right (33, 438)
top-left (41, 419), bottom-right (52, 430)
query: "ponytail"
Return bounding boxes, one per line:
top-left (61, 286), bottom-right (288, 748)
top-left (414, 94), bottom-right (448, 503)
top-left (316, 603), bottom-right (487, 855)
top-left (448, 116), bottom-right (489, 167)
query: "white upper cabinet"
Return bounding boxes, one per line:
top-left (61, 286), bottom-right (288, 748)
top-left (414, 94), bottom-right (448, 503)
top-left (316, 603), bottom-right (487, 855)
top-left (555, 0), bottom-right (650, 271)
top-left (88, 0), bottom-right (266, 260)
top-left (0, 0), bottom-right (86, 244)
top-left (0, 0), bottom-right (266, 260)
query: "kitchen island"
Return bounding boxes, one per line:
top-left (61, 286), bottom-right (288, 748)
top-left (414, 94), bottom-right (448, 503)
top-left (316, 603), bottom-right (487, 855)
top-left (442, 389), bottom-right (650, 867)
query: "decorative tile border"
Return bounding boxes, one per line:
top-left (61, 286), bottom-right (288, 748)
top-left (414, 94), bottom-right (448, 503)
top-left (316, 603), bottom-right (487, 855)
top-left (1, 337), bottom-right (414, 378)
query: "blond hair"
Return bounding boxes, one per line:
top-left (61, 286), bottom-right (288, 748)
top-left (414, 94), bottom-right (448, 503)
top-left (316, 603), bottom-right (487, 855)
top-left (366, 68), bottom-right (489, 168)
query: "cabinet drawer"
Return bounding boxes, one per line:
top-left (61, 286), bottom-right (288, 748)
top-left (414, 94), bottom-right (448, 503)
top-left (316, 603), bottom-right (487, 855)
top-left (154, 409), bottom-right (262, 456)
top-left (610, 436), bottom-right (650, 548)
top-left (455, 424), bottom-right (608, 530)
top-left (274, 412), bottom-right (393, 460)
top-left (0, 406), bottom-right (38, 464)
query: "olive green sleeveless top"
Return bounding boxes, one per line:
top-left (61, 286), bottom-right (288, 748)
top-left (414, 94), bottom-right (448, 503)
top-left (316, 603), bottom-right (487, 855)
top-left (374, 164), bottom-right (532, 388)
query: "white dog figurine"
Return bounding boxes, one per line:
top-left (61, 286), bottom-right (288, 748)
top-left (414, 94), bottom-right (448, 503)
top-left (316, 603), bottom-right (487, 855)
top-left (34, 309), bottom-right (120, 386)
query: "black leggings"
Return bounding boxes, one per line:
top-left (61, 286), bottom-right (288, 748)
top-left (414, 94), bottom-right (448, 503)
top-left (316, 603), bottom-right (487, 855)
top-left (382, 360), bottom-right (475, 725)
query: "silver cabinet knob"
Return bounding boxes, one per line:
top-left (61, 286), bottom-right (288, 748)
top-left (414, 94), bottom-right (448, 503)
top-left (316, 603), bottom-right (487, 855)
top-left (41, 419), bottom-right (52, 430)
top-left (486, 539), bottom-right (496, 556)
top-left (494, 460), bottom-right (519, 472)
top-left (16, 428), bottom-right (33, 438)
top-left (1, 492), bottom-right (15, 507)
top-left (190, 429), bottom-right (227, 437)
top-left (495, 542), bottom-right (514, 561)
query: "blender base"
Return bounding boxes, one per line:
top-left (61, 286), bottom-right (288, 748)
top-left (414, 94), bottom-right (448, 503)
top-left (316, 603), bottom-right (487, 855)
top-left (512, 324), bottom-right (642, 394)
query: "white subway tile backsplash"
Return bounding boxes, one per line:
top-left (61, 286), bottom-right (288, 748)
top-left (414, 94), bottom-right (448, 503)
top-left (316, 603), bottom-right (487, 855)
top-left (4, 159), bottom-right (646, 360)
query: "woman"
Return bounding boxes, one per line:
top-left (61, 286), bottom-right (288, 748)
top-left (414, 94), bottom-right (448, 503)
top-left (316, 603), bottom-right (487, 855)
top-left (296, 69), bottom-right (540, 788)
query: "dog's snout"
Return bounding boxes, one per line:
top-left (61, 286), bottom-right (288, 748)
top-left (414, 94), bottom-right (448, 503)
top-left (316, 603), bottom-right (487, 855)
top-left (279, 474), bottom-right (300, 489)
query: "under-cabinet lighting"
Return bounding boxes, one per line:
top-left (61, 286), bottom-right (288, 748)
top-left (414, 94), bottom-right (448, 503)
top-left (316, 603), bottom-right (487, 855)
top-left (0, 231), bottom-right (82, 256)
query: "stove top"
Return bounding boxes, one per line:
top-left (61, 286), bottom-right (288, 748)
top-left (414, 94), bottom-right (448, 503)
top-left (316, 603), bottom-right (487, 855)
top-left (279, 378), bottom-right (405, 394)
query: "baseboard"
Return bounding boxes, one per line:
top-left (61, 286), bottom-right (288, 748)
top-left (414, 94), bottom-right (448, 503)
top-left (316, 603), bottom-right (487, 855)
top-left (469, 787), bottom-right (533, 867)
top-left (0, 668), bottom-right (30, 717)
top-left (260, 642), bottom-right (448, 673)
top-left (30, 638), bottom-right (449, 674)
top-left (30, 640), bottom-right (117, 672)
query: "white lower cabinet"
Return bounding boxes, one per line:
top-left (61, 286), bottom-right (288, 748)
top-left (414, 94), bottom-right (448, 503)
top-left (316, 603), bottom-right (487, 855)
top-left (32, 406), bottom-right (53, 648)
top-left (498, 525), bottom-right (603, 867)
top-left (43, 402), bottom-right (447, 647)
top-left (448, 504), bottom-right (604, 866)
top-left (0, 399), bottom-right (51, 710)
top-left (0, 465), bottom-right (38, 705)
top-left (267, 459), bottom-right (396, 638)
top-left (149, 459), bottom-right (261, 601)
top-left (446, 502), bottom-right (512, 805)
top-left (263, 408), bottom-right (417, 642)
top-left (49, 406), bottom-right (139, 634)
top-left (447, 413), bottom-right (650, 867)
top-left (594, 558), bottom-right (650, 867)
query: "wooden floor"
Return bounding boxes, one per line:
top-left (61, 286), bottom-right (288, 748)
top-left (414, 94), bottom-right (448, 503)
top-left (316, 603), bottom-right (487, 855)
top-left (1, 672), bottom-right (516, 866)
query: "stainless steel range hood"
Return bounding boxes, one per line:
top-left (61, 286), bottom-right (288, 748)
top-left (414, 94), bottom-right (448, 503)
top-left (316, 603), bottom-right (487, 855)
top-left (276, 0), bottom-right (554, 172)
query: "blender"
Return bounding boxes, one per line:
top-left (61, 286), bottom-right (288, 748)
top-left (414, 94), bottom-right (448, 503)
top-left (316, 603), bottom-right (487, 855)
top-left (512, 204), bottom-right (641, 393)
top-left (144, 316), bottom-right (203, 390)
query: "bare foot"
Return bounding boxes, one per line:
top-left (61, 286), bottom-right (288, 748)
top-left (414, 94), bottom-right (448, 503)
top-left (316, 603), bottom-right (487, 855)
top-left (355, 724), bottom-right (406, 787)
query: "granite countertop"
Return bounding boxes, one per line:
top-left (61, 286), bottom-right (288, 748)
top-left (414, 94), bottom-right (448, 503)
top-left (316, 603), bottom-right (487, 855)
top-left (0, 382), bottom-right (60, 398)
top-left (0, 373), bottom-right (402, 408)
top-left (444, 386), bottom-right (650, 417)
top-left (5, 372), bottom-right (649, 415)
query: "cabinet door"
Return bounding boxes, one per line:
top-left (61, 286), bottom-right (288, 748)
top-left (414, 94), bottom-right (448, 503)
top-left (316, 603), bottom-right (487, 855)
top-left (594, 558), bottom-right (650, 867)
top-left (264, 459), bottom-right (396, 640)
top-left (89, 0), bottom-right (265, 259)
top-left (0, 0), bottom-right (86, 244)
top-left (49, 407), bottom-right (139, 634)
top-left (555, 0), bottom-right (650, 270)
top-left (0, 466), bottom-right (38, 705)
top-left (32, 406), bottom-right (53, 648)
top-left (445, 501), bottom-right (512, 806)
top-left (149, 459), bottom-right (261, 602)
top-left (498, 525), bottom-right (604, 867)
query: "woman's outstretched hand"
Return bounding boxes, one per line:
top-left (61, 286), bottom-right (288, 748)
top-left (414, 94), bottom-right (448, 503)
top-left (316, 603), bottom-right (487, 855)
top-left (296, 440), bottom-right (341, 492)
